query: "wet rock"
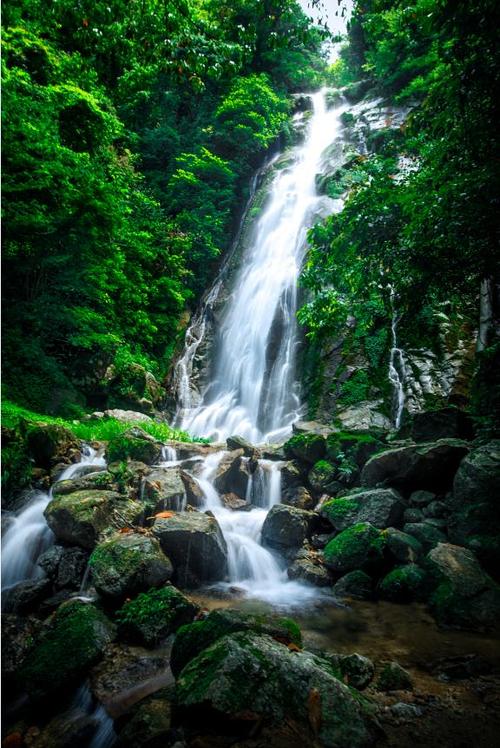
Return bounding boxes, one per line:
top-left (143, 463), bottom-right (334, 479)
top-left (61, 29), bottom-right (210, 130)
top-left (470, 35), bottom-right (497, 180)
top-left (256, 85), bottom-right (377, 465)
top-left (116, 585), bottom-right (199, 648)
top-left (308, 460), bottom-right (339, 494)
top-left (45, 490), bottom-right (143, 549)
top-left (90, 644), bottom-right (170, 712)
top-left (180, 471), bottom-right (204, 508)
top-left (291, 94), bottom-right (314, 113)
top-left (332, 570), bottom-right (374, 600)
top-left (31, 709), bottom-right (98, 748)
top-left (170, 608), bottom-right (302, 678)
top-left (287, 552), bottom-right (332, 587)
top-left (403, 522), bottom-right (447, 551)
top-left (325, 431), bottom-right (384, 471)
top-left (38, 590), bottom-right (74, 617)
top-left (4, 578), bottom-right (51, 614)
top-left (26, 424), bottom-right (80, 470)
top-left (213, 450), bottom-right (251, 499)
top-left (141, 467), bottom-right (186, 513)
top-left (361, 440), bottom-right (469, 492)
top-left (284, 432), bottom-right (326, 464)
top-left (175, 631), bottom-right (373, 747)
top-left (106, 429), bottom-right (162, 465)
top-left (409, 490), bottom-right (436, 507)
top-left (385, 528), bottom-right (423, 564)
top-left (338, 653), bottom-right (375, 690)
top-left (378, 564), bottom-right (427, 602)
top-left (261, 504), bottom-right (315, 550)
top-left (152, 512), bottom-right (227, 586)
top-left (226, 435), bottom-right (261, 458)
top-left (53, 471), bottom-right (115, 496)
top-left (19, 600), bottom-right (115, 701)
top-left (1, 614), bottom-right (43, 683)
top-left (411, 407), bottom-right (473, 443)
top-left (38, 545), bottom-right (89, 590)
top-left (220, 492), bottom-right (249, 510)
top-left (292, 420), bottom-right (335, 437)
top-left (89, 532), bottom-right (173, 601)
top-left (427, 542), bottom-right (500, 630)
top-left (321, 488), bottom-right (405, 531)
top-left (323, 523), bottom-right (386, 575)
top-left (376, 661), bottom-right (413, 691)
top-left (115, 688), bottom-right (179, 747)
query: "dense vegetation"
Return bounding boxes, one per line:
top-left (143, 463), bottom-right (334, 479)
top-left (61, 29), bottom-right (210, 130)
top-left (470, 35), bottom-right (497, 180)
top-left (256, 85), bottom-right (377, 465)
top-left (299, 0), bottom-right (499, 432)
top-left (2, 0), bottom-right (325, 415)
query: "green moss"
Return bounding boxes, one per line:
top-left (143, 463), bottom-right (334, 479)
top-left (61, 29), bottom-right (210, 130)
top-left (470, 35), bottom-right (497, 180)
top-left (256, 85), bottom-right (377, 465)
top-left (116, 585), bottom-right (198, 647)
top-left (323, 522), bottom-right (386, 574)
top-left (322, 497), bottom-right (359, 522)
top-left (378, 564), bottom-right (427, 602)
top-left (283, 432), bottom-right (326, 463)
top-left (19, 600), bottom-right (114, 700)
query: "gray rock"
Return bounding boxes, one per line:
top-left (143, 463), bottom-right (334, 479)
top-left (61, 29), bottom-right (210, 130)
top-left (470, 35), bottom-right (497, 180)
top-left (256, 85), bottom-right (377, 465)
top-left (226, 435), bottom-right (261, 458)
top-left (287, 554), bottom-right (332, 587)
top-left (376, 661), bottom-right (413, 691)
top-left (180, 470), bottom-right (204, 508)
top-left (213, 450), bottom-right (251, 499)
top-left (53, 471), bottom-right (115, 496)
top-left (321, 488), bottom-right (405, 531)
top-left (141, 467), bottom-right (187, 512)
top-left (385, 528), bottom-right (423, 564)
top-left (336, 400), bottom-right (392, 431)
top-left (104, 409), bottom-right (153, 423)
top-left (332, 571), bottom-right (373, 600)
top-left (403, 522), bottom-right (447, 551)
top-left (423, 500), bottom-right (448, 518)
top-left (453, 441), bottom-right (500, 505)
top-left (411, 408), bottom-right (473, 443)
top-left (403, 507), bottom-right (424, 523)
top-left (261, 504), bottom-right (314, 550)
top-left (338, 653), bottom-right (375, 690)
top-left (152, 512), bottom-right (227, 587)
top-left (409, 490), bottom-right (436, 507)
top-left (3, 579), bottom-right (51, 615)
top-left (90, 532), bottom-right (173, 600)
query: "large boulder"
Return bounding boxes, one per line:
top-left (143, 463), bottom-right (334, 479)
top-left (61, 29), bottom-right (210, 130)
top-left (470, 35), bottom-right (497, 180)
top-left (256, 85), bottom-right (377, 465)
top-left (321, 488), bottom-right (405, 531)
top-left (403, 521), bottom-right (447, 551)
top-left (89, 532), bottom-right (173, 601)
top-left (90, 644), bottom-right (169, 709)
top-left (427, 542), bottom-right (500, 630)
top-left (335, 400), bottom-right (392, 432)
top-left (284, 432), bottom-right (326, 464)
top-left (53, 470), bottom-right (115, 496)
top-left (452, 441), bottom-right (500, 505)
top-left (175, 631), bottom-right (373, 747)
top-left (44, 490), bottom-right (143, 549)
top-left (323, 523), bottom-right (386, 575)
top-left (411, 408), bottom-right (473, 443)
top-left (19, 600), bottom-right (115, 701)
top-left (140, 467), bottom-right (187, 513)
top-left (308, 460), bottom-right (340, 494)
top-left (170, 608), bottom-right (302, 677)
top-left (106, 428), bottom-right (162, 465)
top-left (226, 435), bottom-right (261, 458)
top-left (287, 550), bottom-right (332, 587)
top-left (378, 564), bottom-right (427, 602)
top-left (332, 570), bottom-right (374, 600)
top-left (261, 504), bottom-right (315, 551)
top-left (281, 461), bottom-right (315, 509)
top-left (152, 511), bottom-right (227, 586)
top-left (361, 440), bottom-right (469, 492)
top-left (116, 585), bottom-right (199, 647)
top-left (26, 424), bottom-right (80, 469)
top-left (385, 528), bottom-right (423, 564)
top-left (114, 688), bottom-right (177, 747)
top-left (213, 450), bottom-right (251, 499)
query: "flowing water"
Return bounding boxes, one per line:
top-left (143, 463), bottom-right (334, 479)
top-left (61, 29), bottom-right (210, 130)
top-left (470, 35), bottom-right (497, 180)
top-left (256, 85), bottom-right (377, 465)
top-left (1, 445), bottom-right (105, 596)
top-left (176, 92), bottom-right (347, 443)
top-left (388, 285), bottom-right (406, 428)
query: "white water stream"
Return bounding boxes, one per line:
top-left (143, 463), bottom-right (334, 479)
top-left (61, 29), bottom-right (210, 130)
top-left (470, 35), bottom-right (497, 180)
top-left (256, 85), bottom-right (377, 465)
top-left (1, 445), bottom-right (105, 596)
top-left (388, 285), bottom-right (406, 428)
top-left (177, 92), bottom-right (346, 443)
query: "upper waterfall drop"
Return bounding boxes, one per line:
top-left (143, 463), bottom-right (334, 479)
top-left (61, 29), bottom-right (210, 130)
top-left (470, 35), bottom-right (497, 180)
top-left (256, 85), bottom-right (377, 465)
top-left (175, 91), bottom-right (346, 443)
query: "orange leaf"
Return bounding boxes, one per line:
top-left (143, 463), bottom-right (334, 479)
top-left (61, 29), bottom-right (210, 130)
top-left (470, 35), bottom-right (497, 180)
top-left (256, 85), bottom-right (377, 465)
top-left (155, 511), bottom-right (175, 519)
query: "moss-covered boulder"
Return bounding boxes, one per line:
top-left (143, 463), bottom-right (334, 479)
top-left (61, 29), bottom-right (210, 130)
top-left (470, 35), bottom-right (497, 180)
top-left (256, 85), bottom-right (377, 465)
top-left (52, 470), bottom-right (115, 496)
top-left (116, 585), bottom-right (199, 647)
top-left (44, 490), bottom-right (143, 549)
top-left (323, 523), bottom-right (386, 575)
top-left (19, 600), bottom-right (115, 701)
top-left (375, 661), bottom-right (413, 691)
top-left (170, 608), bottom-right (303, 677)
top-left (378, 564), bottom-right (427, 602)
top-left (284, 432), bottom-right (326, 464)
top-left (175, 631), bottom-right (373, 747)
top-left (453, 441), bottom-right (500, 504)
top-left (361, 440), bottom-right (469, 492)
top-left (332, 570), bottom-right (374, 600)
top-left (385, 528), bottom-right (423, 564)
top-left (261, 504), bottom-right (315, 551)
top-left (26, 424), bottom-right (80, 470)
top-left (337, 653), bottom-right (375, 690)
top-left (326, 431), bottom-right (383, 469)
top-left (308, 460), bottom-right (338, 494)
top-left (402, 521), bottom-right (447, 551)
top-left (321, 488), bottom-right (405, 531)
top-left (152, 511), bottom-right (227, 587)
top-left (106, 428), bottom-right (162, 465)
top-left (114, 687), bottom-right (177, 747)
top-left (89, 532), bottom-right (173, 600)
top-left (427, 542), bottom-right (500, 630)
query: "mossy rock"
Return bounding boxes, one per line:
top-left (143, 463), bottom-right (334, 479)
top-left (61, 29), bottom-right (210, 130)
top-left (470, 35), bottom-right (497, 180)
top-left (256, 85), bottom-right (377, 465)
top-left (385, 528), bottom-right (423, 564)
top-left (116, 585), bottom-right (199, 647)
top-left (106, 429), bottom-right (162, 465)
top-left (170, 608), bottom-right (303, 677)
top-left (115, 687), bottom-right (177, 747)
top-left (176, 631), bottom-right (373, 746)
top-left (332, 570), bottom-right (374, 600)
top-left (376, 661), bottom-right (413, 692)
top-left (283, 433), bottom-right (326, 464)
top-left (44, 490), bottom-right (143, 549)
top-left (308, 459), bottom-right (338, 493)
top-left (18, 600), bottom-right (115, 701)
top-left (321, 488), bottom-right (404, 531)
top-left (378, 564), bottom-right (427, 602)
top-left (26, 423), bottom-right (79, 469)
top-left (323, 523), bottom-right (386, 575)
top-left (89, 532), bottom-right (173, 601)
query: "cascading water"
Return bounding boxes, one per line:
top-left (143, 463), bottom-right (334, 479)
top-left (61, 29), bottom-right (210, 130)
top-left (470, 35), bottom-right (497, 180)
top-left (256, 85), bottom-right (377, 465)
top-left (388, 285), bottom-right (406, 428)
top-left (1, 445), bottom-right (106, 596)
top-left (176, 92), bottom-right (347, 443)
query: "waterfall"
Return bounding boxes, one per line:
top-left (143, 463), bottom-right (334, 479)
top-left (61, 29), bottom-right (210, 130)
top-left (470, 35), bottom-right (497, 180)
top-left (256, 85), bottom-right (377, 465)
top-left (1, 445), bottom-right (106, 596)
top-left (176, 91), bottom-right (347, 443)
top-left (388, 285), bottom-right (406, 428)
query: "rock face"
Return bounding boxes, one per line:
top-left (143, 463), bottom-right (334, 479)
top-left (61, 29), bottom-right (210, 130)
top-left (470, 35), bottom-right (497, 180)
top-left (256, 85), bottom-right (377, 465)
top-left (321, 488), bottom-right (405, 531)
top-left (152, 511), bottom-right (227, 586)
top-left (38, 545), bottom-right (89, 590)
top-left (323, 523), bottom-right (386, 575)
top-left (281, 461), bottom-right (315, 509)
top-left (261, 504), bottom-right (314, 550)
top-left (89, 532), bottom-right (173, 600)
top-left (44, 490), bottom-right (143, 549)
top-left (116, 585), bottom-right (199, 648)
top-left (19, 600), bottom-right (115, 701)
top-left (452, 440), bottom-right (500, 505)
top-left (175, 631), bottom-right (373, 747)
top-left (361, 440), bottom-right (469, 492)
top-left (141, 467), bottom-right (187, 512)
top-left (427, 542), bottom-right (500, 630)
top-left (335, 400), bottom-right (392, 431)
